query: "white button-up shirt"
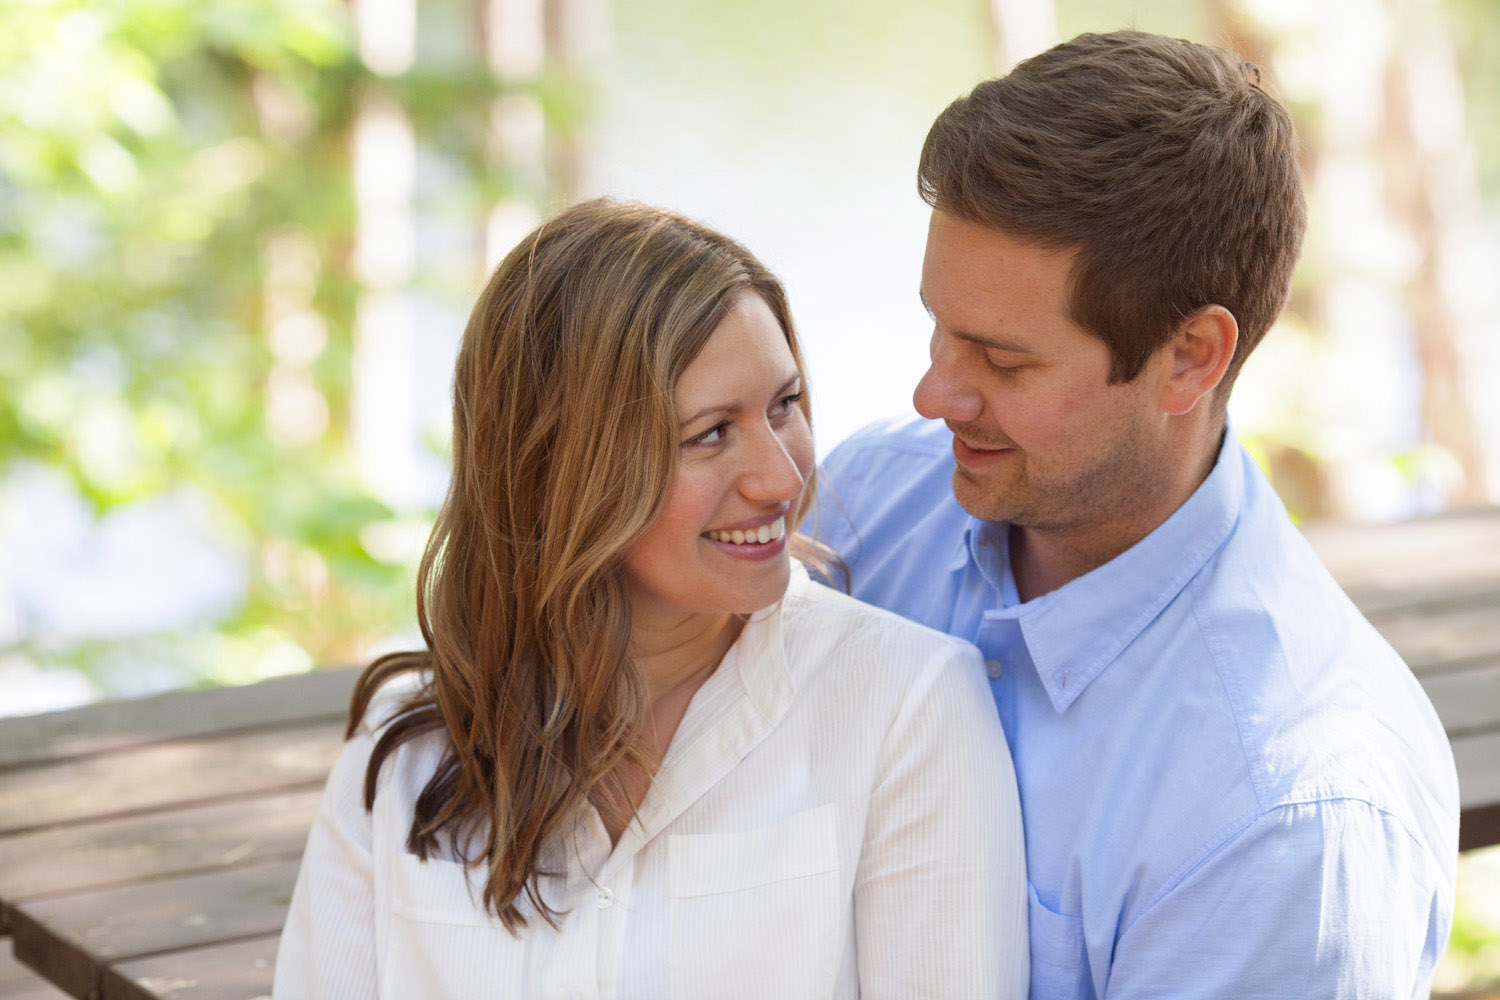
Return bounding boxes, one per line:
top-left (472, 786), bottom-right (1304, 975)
top-left (274, 565), bottom-right (1029, 999)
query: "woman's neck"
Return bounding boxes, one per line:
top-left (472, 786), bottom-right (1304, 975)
top-left (630, 607), bottom-right (743, 711)
top-left (594, 605), bottom-right (743, 847)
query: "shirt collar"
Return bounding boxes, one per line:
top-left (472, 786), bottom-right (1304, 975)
top-left (735, 563), bottom-right (798, 721)
top-left (988, 429), bottom-right (1246, 714)
top-left (604, 565), bottom-right (798, 874)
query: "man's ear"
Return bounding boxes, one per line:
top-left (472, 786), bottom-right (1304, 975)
top-left (1159, 305), bottom-right (1237, 416)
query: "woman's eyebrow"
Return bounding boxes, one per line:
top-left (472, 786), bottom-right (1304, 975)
top-left (679, 374), bottom-right (801, 425)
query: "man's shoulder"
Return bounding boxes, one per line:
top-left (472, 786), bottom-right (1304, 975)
top-left (812, 418), bottom-right (972, 604)
top-left (823, 415), bottom-right (954, 473)
top-left (818, 417), bottom-right (960, 529)
top-left (1175, 485), bottom-right (1458, 857)
top-left (1055, 464), bottom-right (1457, 906)
top-left (788, 565), bottom-right (975, 661)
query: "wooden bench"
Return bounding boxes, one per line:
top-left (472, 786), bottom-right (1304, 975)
top-left (1, 506), bottom-right (1498, 999)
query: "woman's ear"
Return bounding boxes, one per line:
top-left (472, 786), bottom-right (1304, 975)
top-left (1158, 305), bottom-right (1237, 416)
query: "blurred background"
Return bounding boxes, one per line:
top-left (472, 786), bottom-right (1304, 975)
top-left (1, 0), bottom-right (1497, 990)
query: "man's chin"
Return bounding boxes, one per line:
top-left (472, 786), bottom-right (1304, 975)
top-left (951, 466), bottom-right (1022, 524)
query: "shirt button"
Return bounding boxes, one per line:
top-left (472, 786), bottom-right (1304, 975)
top-left (985, 658), bottom-right (1004, 679)
top-left (596, 887), bottom-right (614, 909)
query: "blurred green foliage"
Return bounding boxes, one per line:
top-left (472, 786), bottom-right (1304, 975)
top-left (0, 0), bottom-right (551, 693)
top-left (1446, 0), bottom-right (1500, 199)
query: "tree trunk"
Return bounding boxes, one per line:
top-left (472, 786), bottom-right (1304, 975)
top-left (986, 0), bottom-right (1057, 74)
top-left (349, 0), bottom-right (419, 511)
top-left (544, 0), bottom-right (607, 204)
top-left (1381, 0), bottom-right (1488, 505)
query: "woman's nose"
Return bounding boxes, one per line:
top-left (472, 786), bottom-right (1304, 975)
top-left (740, 426), bottom-right (807, 502)
top-left (913, 330), bottom-right (983, 423)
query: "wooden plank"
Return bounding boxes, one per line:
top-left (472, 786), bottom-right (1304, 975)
top-left (1418, 660), bottom-right (1500, 738)
top-left (0, 668), bottom-right (358, 772)
top-left (7, 858), bottom-right (300, 1000)
top-left (0, 944), bottom-right (72, 1000)
top-left (0, 722), bottom-right (343, 837)
top-left (1303, 507), bottom-right (1500, 615)
top-left (1460, 803), bottom-right (1500, 854)
top-left (103, 934), bottom-right (279, 1000)
top-left (5, 910), bottom-right (95, 1000)
top-left (1452, 730), bottom-right (1500, 812)
top-left (1368, 602), bottom-right (1500, 674)
top-left (0, 789), bottom-right (320, 901)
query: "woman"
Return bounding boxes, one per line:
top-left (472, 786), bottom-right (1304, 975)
top-left (273, 199), bottom-right (1028, 998)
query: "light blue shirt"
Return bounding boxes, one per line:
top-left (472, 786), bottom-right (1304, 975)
top-left (813, 416), bottom-right (1459, 1000)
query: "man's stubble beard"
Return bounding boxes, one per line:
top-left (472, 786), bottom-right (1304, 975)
top-left (950, 430), bottom-right (1163, 534)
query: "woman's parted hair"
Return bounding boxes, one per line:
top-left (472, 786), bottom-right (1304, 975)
top-left (919, 30), bottom-right (1307, 391)
top-left (346, 198), bottom-right (813, 930)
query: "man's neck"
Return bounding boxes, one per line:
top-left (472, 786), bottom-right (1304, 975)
top-left (1010, 424), bottom-right (1223, 603)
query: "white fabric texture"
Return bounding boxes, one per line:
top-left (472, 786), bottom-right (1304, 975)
top-left (273, 564), bottom-right (1028, 999)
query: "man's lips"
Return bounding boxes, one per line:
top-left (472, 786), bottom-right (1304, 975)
top-left (950, 429), bottom-right (1016, 467)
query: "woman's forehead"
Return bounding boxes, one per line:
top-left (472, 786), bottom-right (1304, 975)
top-left (675, 298), bottom-right (799, 418)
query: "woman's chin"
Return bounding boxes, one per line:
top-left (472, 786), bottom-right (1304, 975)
top-left (711, 556), bottom-right (793, 617)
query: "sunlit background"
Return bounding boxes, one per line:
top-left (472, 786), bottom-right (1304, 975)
top-left (2, 0), bottom-right (1498, 990)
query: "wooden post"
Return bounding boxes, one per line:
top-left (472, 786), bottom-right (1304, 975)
top-left (1382, 0), bottom-right (1490, 505)
top-left (481, 0), bottom-right (547, 267)
top-left (349, 0), bottom-right (420, 510)
top-left (986, 0), bottom-right (1057, 74)
top-left (543, 0), bottom-right (605, 203)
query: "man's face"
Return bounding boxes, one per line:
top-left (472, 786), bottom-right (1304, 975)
top-left (914, 210), bottom-right (1167, 533)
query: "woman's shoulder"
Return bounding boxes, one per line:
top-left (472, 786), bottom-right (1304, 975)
top-left (775, 567), bottom-right (1006, 769)
top-left (781, 566), bottom-right (983, 681)
top-left (333, 671), bottom-right (454, 816)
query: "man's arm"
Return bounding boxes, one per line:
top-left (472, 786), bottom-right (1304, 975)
top-left (1105, 798), bottom-right (1452, 999)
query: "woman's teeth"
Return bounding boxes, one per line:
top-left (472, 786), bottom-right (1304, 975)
top-left (705, 517), bottom-right (785, 545)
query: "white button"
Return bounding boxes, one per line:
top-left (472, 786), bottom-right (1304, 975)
top-left (596, 887), bottom-right (614, 909)
top-left (985, 658), bottom-right (1004, 679)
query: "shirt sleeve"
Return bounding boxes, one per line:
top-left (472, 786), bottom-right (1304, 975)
top-left (273, 729), bottom-right (381, 999)
top-left (1105, 798), bottom-right (1452, 1000)
top-left (853, 640), bottom-right (1030, 999)
top-left (810, 428), bottom-right (878, 573)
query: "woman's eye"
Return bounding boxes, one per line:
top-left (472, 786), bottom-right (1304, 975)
top-left (686, 422), bottom-right (728, 447)
top-left (774, 391), bottom-right (804, 414)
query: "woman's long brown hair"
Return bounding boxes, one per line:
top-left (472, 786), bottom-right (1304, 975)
top-left (344, 199), bottom-right (818, 931)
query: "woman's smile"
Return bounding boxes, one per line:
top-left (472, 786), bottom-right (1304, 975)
top-left (702, 514), bottom-right (787, 559)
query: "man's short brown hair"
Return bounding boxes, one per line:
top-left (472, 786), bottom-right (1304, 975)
top-left (919, 30), bottom-right (1306, 388)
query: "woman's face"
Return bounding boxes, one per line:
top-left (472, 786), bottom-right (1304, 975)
top-left (623, 293), bottom-right (814, 622)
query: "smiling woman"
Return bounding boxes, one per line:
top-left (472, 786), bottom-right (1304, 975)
top-left (624, 293), bottom-right (814, 624)
top-left (272, 198), bottom-right (1028, 999)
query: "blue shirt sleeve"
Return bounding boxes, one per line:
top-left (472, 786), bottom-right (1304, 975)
top-left (1103, 798), bottom-right (1452, 999)
top-left (809, 427), bottom-right (879, 581)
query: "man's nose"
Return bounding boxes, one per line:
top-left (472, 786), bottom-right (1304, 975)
top-left (913, 332), bottom-right (983, 423)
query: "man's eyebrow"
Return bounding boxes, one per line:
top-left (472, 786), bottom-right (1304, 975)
top-left (680, 373), bottom-right (802, 425)
top-left (918, 287), bottom-right (1041, 355)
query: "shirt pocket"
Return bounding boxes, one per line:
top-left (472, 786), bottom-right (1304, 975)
top-left (668, 804), bottom-right (842, 1000)
top-left (385, 852), bottom-right (525, 997)
top-left (1027, 881), bottom-right (1090, 1000)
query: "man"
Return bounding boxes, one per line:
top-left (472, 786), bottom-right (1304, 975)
top-left (814, 30), bottom-right (1459, 999)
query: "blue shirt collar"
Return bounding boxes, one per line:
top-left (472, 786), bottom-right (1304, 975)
top-left (970, 429), bottom-right (1245, 714)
